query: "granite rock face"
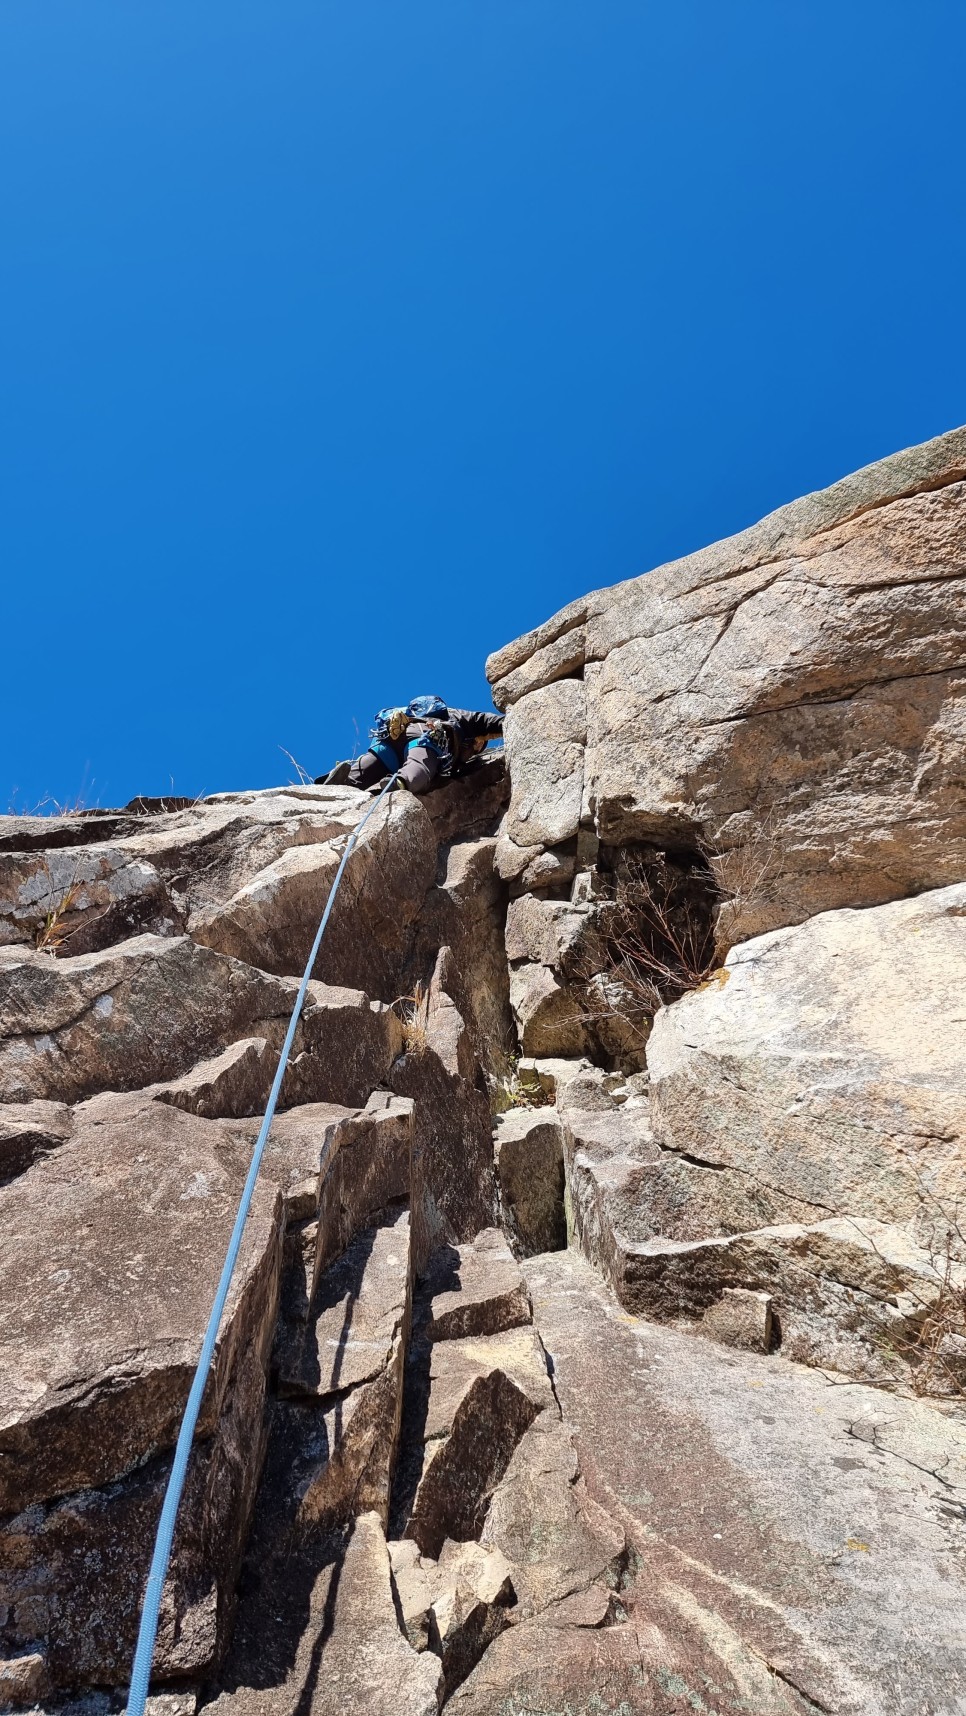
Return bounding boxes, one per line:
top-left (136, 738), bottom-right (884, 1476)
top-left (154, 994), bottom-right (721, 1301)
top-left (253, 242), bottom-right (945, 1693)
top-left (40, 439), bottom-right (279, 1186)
top-left (648, 882), bottom-right (966, 1236)
top-left (6, 428), bottom-right (966, 1712)
top-left (0, 778), bottom-right (512, 1700)
top-left (489, 426), bottom-right (966, 939)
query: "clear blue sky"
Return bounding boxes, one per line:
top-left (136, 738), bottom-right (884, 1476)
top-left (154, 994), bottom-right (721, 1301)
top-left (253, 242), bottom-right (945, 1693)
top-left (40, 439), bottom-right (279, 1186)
top-left (3, 3), bottom-right (964, 810)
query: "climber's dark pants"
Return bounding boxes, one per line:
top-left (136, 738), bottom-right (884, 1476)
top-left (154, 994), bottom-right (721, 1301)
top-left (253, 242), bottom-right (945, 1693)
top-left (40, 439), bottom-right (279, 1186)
top-left (347, 746), bottom-right (442, 795)
top-left (398, 746), bottom-right (441, 793)
top-left (347, 749), bottom-right (392, 789)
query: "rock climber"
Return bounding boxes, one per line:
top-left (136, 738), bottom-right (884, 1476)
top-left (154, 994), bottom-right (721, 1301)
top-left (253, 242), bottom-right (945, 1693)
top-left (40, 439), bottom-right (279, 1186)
top-left (317, 695), bottom-right (503, 795)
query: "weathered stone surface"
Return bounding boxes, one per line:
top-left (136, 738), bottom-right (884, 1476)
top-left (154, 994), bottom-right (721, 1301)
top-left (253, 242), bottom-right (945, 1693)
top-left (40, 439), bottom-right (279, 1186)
top-left (313, 1093), bottom-right (413, 1274)
top-left (0, 844), bottom-right (178, 954)
top-left (403, 1327), bottom-right (555, 1558)
top-left (390, 952), bottom-right (496, 1269)
top-left (426, 1540), bottom-right (516, 1695)
top-left (387, 1537), bottom-right (516, 1694)
top-left (562, 1096), bottom-right (966, 1379)
top-left (287, 1210), bottom-right (412, 1530)
top-left (494, 829), bottom-right (576, 893)
top-left (481, 1414), bottom-right (626, 1616)
top-left (0, 1420), bottom-right (259, 1690)
top-left (409, 838), bottom-right (513, 1078)
top-left (701, 1286), bottom-right (773, 1352)
top-left (0, 934), bottom-right (291, 1105)
top-left (508, 960), bottom-right (587, 1058)
top-left (519, 1054), bottom-right (629, 1111)
top-left (505, 892), bottom-right (592, 971)
top-left (502, 679), bottom-right (586, 851)
top-left (0, 1099), bottom-right (281, 1688)
top-left (489, 623), bottom-right (587, 712)
top-left (425, 1228), bottom-right (532, 1341)
top-left (208, 1511), bottom-right (442, 1716)
top-left (0, 787), bottom-right (368, 946)
top-left (648, 884), bottom-right (966, 1238)
top-left (522, 1248), bottom-right (966, 1716)
top-left (0, 1093), bottom-right (281, 1513)
top-left (0, 1099), bottom-right (72, 1182)
top-left (418, 753), bottom-right (509, 844)
top-left (489, 427), bottom-right (966, 937)
top-left (493, 1110), bottom-right (566, 1256)
top-left (0, 1651), bottom-right (46, 1705)
top-left (448, 1603), bottom-right (808, 1715)
top-left (564, 1104), bottom-right (820, 1264)
top-left (406, 1367), bottom-right (540, 1558)
top-left (153, 1036), bottom-right (273, 1120)
top-left (0, 933), bottom-right (398, 1113)
top-left (282, 982), bottom-right (403, 1109)
top-left (190, 794), bottom-right (436, 996)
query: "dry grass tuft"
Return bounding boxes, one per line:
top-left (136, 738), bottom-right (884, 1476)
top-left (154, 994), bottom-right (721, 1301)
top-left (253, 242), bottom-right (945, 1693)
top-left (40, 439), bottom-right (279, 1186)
top-left (34, 865), bottom-right (83, 956)
top-left (392, 982), bottom-right (430, 1057)
top-left (576, 851), bottom-right (718, 1047)
top-left (706, 813), bottom-right (783, 960)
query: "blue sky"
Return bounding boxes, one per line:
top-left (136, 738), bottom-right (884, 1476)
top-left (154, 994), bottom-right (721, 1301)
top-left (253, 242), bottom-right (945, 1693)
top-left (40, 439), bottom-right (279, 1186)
top-left (3, 2), bottom-right (964, 809)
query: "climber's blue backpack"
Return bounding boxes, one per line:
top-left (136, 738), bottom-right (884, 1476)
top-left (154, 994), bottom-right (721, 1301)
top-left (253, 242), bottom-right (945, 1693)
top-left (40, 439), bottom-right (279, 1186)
top-left (407, 694), bottom-right (449, 722)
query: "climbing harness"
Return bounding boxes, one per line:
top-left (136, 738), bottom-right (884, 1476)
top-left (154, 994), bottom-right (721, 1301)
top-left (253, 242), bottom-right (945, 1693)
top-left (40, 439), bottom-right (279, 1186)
top-left (125, 769), bottom-right (400, 1716)
top-left (411, 719), bottom-right (452, 761)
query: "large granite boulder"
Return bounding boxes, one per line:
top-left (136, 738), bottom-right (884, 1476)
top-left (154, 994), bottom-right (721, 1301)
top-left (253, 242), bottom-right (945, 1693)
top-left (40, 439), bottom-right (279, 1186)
top-left (0, 1095), bottom-right (283, 1688)
top-left (647, 882), bottom-right (966, 1238)
top-left (489, 426), bottom-right (966, 939)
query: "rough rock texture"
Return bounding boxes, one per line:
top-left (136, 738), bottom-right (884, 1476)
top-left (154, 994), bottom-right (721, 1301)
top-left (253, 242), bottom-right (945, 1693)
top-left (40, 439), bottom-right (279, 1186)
top-left (648, 883), bottom-right (966, 1236)
top-left (0, 780), bottom-right (511, 1700)
top-left (277, 1208), bottom-right (412, 1529)
top-left (208, 1512), bottom-right (442, 1716)
top-left (518, 1249), bottom-right (966, 1716)
top-left (493, 1109), bottom-right (567, 1256)
top-left (390, 949), bottom-right (497, 1269)
top-left (489, 425), bottom-right (966, 939)
top-left (424, 1228), bottom-right (532, 1341)
top-left (0, 1092), bottom-right (283, 1684)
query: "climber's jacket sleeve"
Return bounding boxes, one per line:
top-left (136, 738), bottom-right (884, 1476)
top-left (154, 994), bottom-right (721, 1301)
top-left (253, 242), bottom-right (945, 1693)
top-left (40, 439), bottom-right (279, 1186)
top-left (448, 709), bottom-right (504, 742)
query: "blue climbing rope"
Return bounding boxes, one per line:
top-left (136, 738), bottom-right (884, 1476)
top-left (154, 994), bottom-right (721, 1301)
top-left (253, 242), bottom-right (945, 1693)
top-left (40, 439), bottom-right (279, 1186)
top-left (126, 771), bottom-right (400, 1716)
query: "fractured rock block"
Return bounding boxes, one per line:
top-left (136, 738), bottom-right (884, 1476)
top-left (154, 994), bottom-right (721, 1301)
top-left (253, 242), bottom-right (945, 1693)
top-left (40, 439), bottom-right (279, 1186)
top-left (0, 934), bottom-right (292, 1106)
top-left (283, 983), bottom-right (403, 1109)
top-left (0, 843), bottom-right (177, 954)
top-left (503, 680), bottom-right (586, 851)
top-left (648, 884), bottom-right (966, 1237)
top-left (701, 1287), bottom-right (774, 1352)
top-left (406, 1367), bottom-right (539, 1558)
top-left (314, 1093), bottom-right (414, 1276)
top-left (0, 1652), bottom-right (47, 1706)
top-left (404, 1327), bottom-right (554, 1558)
top-left (481, 1417), bottom-right (626, 1617)
top-left (387, 1534), bottom-right (516, 1691)
top-left (390, 962), bottom-right (496, 1270)
top-left (205, 1511), bottom-right (442, 1716)
top-left (0, 1093), bottom-right (282, 1514)
top-left (509, 961), bottom-right (588, 1059)
top-left (309, 1513), bottom-right (443, 1716)
top-left (189, 792), bottom-right (436, 996)
top-left (494, 1111), bottom-right (566, 1256)
top-left (282, 1208), bottom-right (413, 1530)
top-left (154, 1036), bottom-right (273, 1121)
top-left (425, 1228), bottom-right (532, 1341)
top-left (0, 1099), bottom-right (72, 1183)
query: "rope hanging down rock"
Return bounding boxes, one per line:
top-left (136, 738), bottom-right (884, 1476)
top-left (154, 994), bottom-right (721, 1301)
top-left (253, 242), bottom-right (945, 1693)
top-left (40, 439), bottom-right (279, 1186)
top-left (125, 770), bottom-right (400, 1716)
